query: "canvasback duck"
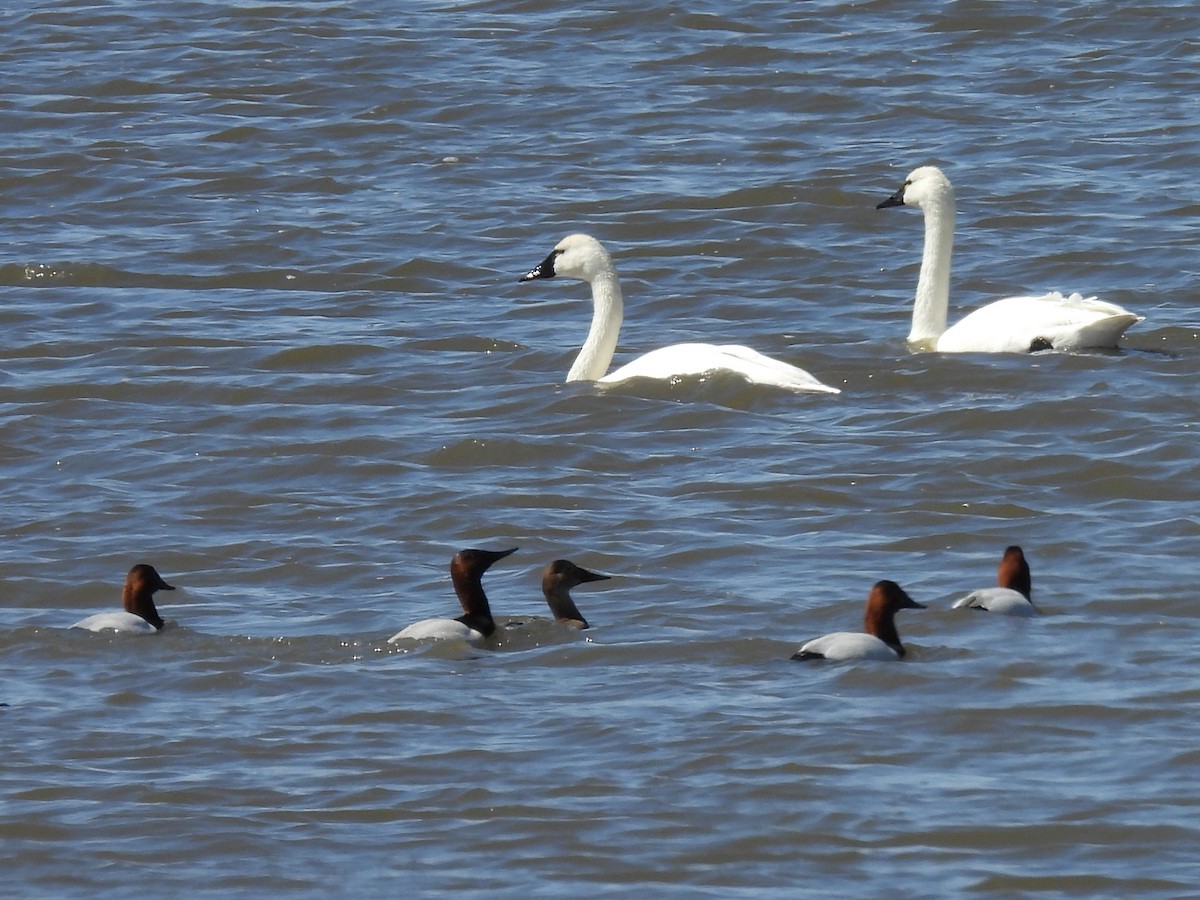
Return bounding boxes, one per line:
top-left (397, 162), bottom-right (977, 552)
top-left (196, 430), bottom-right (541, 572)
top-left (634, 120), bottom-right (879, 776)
top-left (792, 580), bottom-right (925, 661)
top-left (388, 547), bottom-right (517, 645)
top-left (952, 545), bottom-right (1037, 616)
top-left (877, 166), bottom-right (1141, 353)
top-left (518, 233), bottom-right (840, 394)
top-left (70, 563), bottom-right (175, 634)
top-left (541, 559), bottom-right (610, 630)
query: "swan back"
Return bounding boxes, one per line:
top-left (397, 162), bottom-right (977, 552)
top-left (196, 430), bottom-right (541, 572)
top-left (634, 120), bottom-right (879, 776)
top-left (603, 343), bottom-right (840, 393)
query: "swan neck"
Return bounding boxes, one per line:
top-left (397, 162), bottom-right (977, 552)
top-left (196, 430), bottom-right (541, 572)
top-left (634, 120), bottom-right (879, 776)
top-left (910, 197), bottom-right (954, 345)
top-left (568, 266), bottom-right (622, 382)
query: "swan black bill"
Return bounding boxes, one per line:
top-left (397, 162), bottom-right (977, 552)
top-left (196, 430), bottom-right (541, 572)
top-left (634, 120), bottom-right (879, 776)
top-left (876, 189), bottom-right (906, 210)
top-left (519, 250), bottom-right (559, 282)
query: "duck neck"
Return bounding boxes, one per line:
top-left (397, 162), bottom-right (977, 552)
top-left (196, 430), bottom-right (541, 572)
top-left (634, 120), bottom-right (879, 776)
top-left (998, 555), bottom-right (1032, 600)
top-left (125, 588), bottom-right (164, 630)
top-left (544, 588), bottom-right (589, 629)
top-left (910, 196), bottom-right (954, 346)
top-left (864, 609), bottom-right (903, 656)
top-left (453, 578), bottom-right (496, 637)
top-left (568, 265), bottom-right (623, 382)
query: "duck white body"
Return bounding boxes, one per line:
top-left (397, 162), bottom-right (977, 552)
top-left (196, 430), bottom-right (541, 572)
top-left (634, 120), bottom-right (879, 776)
top-left (391, 618), bottom-right (487, 645)
top-left (878, 166), bottom-right (1141, 353)
top-left (796, 630), bottom-right (906, 662)
top-left (388, 547), bottom-right (517, 645)
top-left (953, 545), bottom-right (1037, 617)
top-left (953, 588), bottom-right (1034, 617)
top-left (519, 233), bottom-right (839, 394)
top-left (793, 580), bottom-right (925, 662)
top-left (71, 610), bottom-right (161, 634)
top-left (71, 563), bottom-right (175, 634)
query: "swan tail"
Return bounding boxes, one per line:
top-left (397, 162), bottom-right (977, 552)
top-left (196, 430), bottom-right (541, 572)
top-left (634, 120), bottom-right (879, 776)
top-left (1034, 292), bottom-right (1139, 349)
top-left (1054, 314), bottom-right (1139, 350)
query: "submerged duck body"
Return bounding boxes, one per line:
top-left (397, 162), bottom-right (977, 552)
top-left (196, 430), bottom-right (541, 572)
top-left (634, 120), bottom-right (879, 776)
top-left (71, 564), bottom-right (175, 634)
top-left (878, 166), bottom-right (1141, 353)
top-left (953, 545), bottom-right (1037, 617)
top-left (793, 580), bottom-right (925, 661)
top-left (519, 233), bottom-right (839, 394)
top-left (541, 559), bottom-right (610, 630)
top-left (388, 547), bottom-right (517, 646)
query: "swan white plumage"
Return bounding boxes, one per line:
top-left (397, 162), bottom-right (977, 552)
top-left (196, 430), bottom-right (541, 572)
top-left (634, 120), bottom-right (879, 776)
top-left (952, 545), bottom-right (1038, 617)
top-left (519, 233), bottom-right (840, 394)
top-left (877, 166), bottom-right (1142, 353)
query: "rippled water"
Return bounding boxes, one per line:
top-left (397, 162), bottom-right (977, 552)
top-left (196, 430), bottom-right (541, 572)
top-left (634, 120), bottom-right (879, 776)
top-left (3, 1), bottom-right (1199, 896)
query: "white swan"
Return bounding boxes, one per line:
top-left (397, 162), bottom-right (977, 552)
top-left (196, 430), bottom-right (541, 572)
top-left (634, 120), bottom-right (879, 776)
top-left (519, 233), bottom-right (840, 394)
top-left (877, 166), bottom-right (1142, 353)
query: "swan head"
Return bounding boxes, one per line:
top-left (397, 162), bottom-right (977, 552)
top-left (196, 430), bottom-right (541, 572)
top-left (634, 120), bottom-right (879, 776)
top-left (519, 233), bottom-right (614, 284)
top-left (877, 165), bottom-right (954, 212)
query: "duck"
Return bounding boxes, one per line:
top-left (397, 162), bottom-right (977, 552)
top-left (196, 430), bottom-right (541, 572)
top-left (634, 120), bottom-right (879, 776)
top-left (71, 563), bottom-right (175, 634)
top-left (952, 545), bottom-right (1037, 616)
top-left (877, 165), bottom-right (1141, 353)
top-left (388, 547), bottom-right (517, 645)
top-left (792, 580), bottom-right (925, 661)
top-left (541, 559), bottom-right (610, 629)
top-left (518, 233), bottom-right (840, 394)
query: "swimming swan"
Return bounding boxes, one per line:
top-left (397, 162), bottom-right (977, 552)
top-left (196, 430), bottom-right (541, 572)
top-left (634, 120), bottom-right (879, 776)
top-left (792, 580), bottom-right (925, 661)
top-left (71, 563), bottom-right (175, 634)
top-left (519, 233), bottom-right (840, 393)
top-left (877, 166), bottom-right (1141, 353)
top-left (541, 559), bottom-right (610, 630)
top-left (952, 545), bottom-right (1038, 617)
top-left (388, 547), bottom-right (517, 645)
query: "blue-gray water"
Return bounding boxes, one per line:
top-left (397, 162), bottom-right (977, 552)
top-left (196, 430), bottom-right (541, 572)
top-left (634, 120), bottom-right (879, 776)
top-left (2, 2), bottom-right (1199, 896)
